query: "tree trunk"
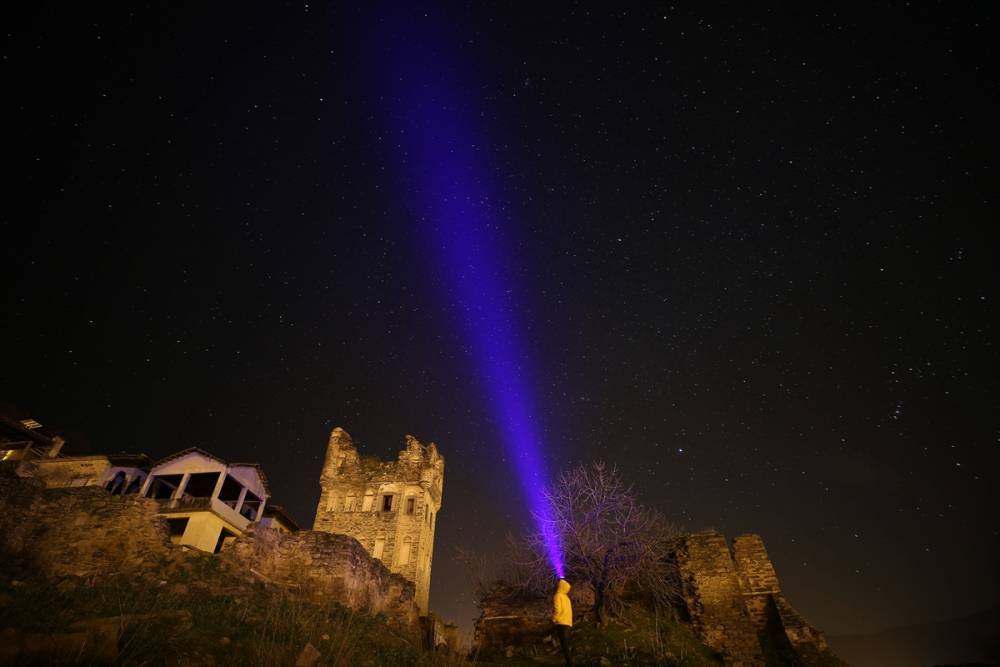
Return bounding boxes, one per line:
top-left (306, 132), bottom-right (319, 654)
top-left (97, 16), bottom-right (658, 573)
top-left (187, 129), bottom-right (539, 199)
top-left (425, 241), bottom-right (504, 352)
top-left (594, 584), bottom-right (608, 627)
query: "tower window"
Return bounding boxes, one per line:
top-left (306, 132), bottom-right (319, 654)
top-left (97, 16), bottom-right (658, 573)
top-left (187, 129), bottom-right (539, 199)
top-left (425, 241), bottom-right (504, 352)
top-left (398, 536), bottom-right (412, 565)
top-left (406, 497), bottom-right (415, 515)
top-left (382, 495), bottom-right (394, 512)
top-left (345, 494), bottom-right (356, 511)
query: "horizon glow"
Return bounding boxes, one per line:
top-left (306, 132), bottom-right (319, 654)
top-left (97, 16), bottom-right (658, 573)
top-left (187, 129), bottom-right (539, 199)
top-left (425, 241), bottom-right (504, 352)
top-left (365, 9), bottom-right (564, 579)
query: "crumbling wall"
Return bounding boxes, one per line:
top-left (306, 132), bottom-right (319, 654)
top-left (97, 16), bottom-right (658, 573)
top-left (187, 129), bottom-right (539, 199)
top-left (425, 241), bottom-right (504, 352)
top-left (676, 531), bottom-right (766, 666)
top-left (313, 427), bottom-right (443, 613)
top-left (0, 465), bottom-right (419, 629)
top-left (732, 534), bottom-right (782, 629)
top-left (676, 531), bottom-right (842, 667)
top-left (731, 534), bottom-right (835, 663)
top-left (0, 464), bottom-right (172, 577)
top-left (223, 525), bottom-right (419, 628)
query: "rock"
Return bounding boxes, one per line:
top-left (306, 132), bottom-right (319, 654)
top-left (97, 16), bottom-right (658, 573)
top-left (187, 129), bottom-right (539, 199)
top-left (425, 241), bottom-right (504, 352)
top-left (505, 645), bottom-right (515, 658)
top-left (295, 642), bottom-right (322, 667)
top-left (600, 657), bottom-right (612, 666)
top-left (170, 583), bottom-right (189, 595)
top-left (321, 633), bottom-right (330, 641)
top-left (220, 636), bottom-right (231, 646)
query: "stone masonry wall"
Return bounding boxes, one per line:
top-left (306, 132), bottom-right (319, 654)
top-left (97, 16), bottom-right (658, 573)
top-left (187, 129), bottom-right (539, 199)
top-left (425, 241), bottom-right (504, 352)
top-left (676, 531), bottom-right (766, 667)
top-left (313, 427), bottom-right (443, 613)
top-left (0, 464), bottom-right (172, 578)
top-left (731, 534), bottom-right (834, 662)
top-left (223, 525), bottom-right (419, 628)
top-left (677, 531), bottom-right (842, 666)
top-left (0, 465), bottom-right (419, 628)
top-left (732, 534), bottom-right (782, 630)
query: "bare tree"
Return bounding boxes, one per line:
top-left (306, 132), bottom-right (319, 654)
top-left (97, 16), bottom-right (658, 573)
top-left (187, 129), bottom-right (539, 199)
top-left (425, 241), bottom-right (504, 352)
top-left (520, 462), bottom-right (682, 625)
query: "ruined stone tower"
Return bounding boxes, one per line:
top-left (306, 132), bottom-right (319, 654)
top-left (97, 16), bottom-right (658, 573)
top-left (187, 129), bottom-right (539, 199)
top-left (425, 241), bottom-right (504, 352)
top-left (313, 427), bottom-right (444, 614)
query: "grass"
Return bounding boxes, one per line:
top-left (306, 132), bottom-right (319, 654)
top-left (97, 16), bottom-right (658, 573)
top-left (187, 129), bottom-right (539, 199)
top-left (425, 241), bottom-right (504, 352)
top-left (0, 553), bottom-right (463, 666)
top-left (474, 605), bottom-right (724, 667)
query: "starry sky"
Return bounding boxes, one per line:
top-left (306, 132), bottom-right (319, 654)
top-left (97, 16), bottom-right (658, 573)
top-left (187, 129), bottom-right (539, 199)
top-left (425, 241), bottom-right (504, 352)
top-left (4, 1), bottom-right (998, 640)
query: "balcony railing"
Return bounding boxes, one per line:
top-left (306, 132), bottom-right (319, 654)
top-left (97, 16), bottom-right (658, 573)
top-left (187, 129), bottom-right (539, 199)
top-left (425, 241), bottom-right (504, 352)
top-left (157, 496), bottom-right (212, 513)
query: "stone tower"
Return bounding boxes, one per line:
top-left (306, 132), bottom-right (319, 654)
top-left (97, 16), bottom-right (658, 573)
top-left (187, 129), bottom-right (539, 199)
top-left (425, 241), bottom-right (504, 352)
top-left (313, 427), bottom-right (444, 614)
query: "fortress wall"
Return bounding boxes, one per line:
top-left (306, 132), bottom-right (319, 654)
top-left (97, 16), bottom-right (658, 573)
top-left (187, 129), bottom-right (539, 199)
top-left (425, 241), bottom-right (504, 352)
top-left (676, 531), bottom-right (766, 667)
top-left (223, 525), bottom-right (419, 628)
top-left (0, 465), bottom-right (172, 578)
top-left (313, 428), bottom-right (443, 613)
top-left (0, 466), bottom-right (419, 628)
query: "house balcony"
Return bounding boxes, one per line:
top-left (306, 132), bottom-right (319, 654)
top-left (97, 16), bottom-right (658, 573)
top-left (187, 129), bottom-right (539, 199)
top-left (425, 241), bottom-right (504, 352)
top-left (155, 495), bottom-right (251, 533)
top-left (157, 496), bottom-right (212, 513)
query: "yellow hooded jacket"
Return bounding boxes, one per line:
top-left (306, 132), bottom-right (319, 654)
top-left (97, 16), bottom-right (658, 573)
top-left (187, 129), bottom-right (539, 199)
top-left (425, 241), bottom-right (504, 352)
top-left (552, 579), bottom-right (573, 626)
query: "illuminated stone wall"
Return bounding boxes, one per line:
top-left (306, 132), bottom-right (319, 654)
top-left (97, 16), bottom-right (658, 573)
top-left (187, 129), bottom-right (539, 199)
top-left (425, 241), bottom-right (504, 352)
top-left (676, 531), bottom-right (841, 666)
top-left (313, 427), bottom-right (444, 614)
top-left (223, 524), bottom-right (418, 628)
top-left (731, 534), bottom-right (834, 662)
top-left (676, 531), bottom-right (767, 666)
top-left (0, 465), bottom-right (419, 628)
top-left (0, 465), bottom-right (172, 578)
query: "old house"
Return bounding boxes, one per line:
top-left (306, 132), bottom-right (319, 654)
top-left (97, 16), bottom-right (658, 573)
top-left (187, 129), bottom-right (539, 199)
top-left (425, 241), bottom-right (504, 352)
top-left (21, 453), bottom-right (151, 493)
top-left (0, 415), bottom-right (65, 461)
top-left (313, 427), bottom-right (444, 614)
top-left (140, 448), bottom-right (269, 553)
top-left (3, 415), bottom-right (151, 491)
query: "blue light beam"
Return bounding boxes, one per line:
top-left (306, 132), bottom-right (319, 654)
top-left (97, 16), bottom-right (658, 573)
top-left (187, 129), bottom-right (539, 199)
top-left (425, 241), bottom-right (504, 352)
top-left (366, 8), bottom-right (565, 577)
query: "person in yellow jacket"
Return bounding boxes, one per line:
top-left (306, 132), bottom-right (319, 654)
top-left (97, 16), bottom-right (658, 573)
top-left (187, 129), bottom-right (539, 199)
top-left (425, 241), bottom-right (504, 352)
top-left (552, 578), bottom-right (573, 667)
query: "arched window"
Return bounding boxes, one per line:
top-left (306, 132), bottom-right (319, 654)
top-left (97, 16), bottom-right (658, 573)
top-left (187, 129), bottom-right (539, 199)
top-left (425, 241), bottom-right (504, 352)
top-left (105, 471), bottom-right (126, 495)
top-left (123, 476), bottom-right (143, 495)
top-left (397, 536), bottom-right (412, 566)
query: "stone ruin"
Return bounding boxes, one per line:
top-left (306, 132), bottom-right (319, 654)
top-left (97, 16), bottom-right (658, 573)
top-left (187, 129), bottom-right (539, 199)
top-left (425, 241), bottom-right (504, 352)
top-left (475, 530), bottom-right (842, 667)
top-left (312, 427), bottom-right (444, 614)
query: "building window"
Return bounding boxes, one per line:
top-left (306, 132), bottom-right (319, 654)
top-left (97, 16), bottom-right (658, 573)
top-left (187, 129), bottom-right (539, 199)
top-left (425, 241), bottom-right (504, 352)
top-left (166, 517), bottom-right (189, 544)
top-left (373, 536), bottom-right (385, 560)
top-left (345, 494), bottom-right (356, 511)
top-left (124, 476), bottom-right (143, 495)
top-left (183, 472), bottom-right (221, 498)
top-left (398, 536), bottom-right (412, 566)
top-left (362, 491), bottom-right (374, 512)
top-left (382, 495), bottom-right (394, 512)
top-left (326, 494), bottom-right (338, 511)
top-left (105, 471), bottom-right (126, 495)
top-left (217, 475), bottom-right (244, 509)
top-left (147, 474), bottom-right (183, 500)
top-left (240, 491), bottom-right (262, 521)
top-left (406, 497), bottom-right (415, 515)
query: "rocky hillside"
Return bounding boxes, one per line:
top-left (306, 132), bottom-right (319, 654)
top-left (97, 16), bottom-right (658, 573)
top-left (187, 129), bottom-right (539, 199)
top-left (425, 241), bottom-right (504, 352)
top-left (0, 466), bottom-right (455, 666)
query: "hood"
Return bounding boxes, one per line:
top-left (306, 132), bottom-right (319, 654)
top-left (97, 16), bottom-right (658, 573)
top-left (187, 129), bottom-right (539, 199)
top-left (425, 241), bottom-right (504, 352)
top-left (557, 578), bottom-right (571, 594)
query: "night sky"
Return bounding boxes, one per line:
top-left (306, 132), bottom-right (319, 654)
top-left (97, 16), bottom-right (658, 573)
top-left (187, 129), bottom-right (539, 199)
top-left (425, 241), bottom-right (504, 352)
top-left (5, 1), bottom-right (998, 640)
